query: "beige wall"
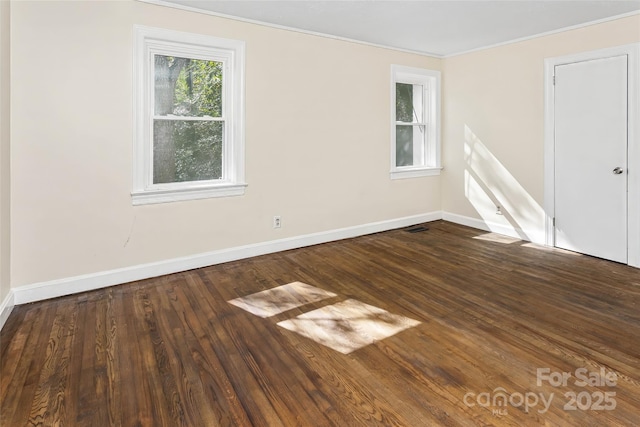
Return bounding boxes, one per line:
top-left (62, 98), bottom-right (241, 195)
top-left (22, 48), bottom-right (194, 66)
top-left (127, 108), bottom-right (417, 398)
top-left (10, 1), bottom-right (441, 287)
top-left (441, 14), bottom-right (640, 243)
top-left (1, 0), bottom-right (10, 304)
top-left (9, 1), bottom-right (637, 293)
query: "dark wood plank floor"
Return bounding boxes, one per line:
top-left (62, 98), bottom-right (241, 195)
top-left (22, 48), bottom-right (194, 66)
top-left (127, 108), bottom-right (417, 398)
top-left (1, 221), bottom-right (639, 426)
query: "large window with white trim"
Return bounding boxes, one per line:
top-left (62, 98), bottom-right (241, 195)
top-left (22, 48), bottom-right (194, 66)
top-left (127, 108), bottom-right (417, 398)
top-left (133, 26), bottom-right (245, 205)
top-left (391, 65), bottom-right (441, 179)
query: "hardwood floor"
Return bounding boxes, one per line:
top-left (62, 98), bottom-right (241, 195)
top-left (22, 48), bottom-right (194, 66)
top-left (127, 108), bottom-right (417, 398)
top-left (1, 221), bottom-right (639, 426)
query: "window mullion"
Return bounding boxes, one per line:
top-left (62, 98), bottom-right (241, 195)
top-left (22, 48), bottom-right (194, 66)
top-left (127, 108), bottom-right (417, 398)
top-left (396, 121), bottom-right (426, 126)
top-left (152, 116), bottom-right (225, 122)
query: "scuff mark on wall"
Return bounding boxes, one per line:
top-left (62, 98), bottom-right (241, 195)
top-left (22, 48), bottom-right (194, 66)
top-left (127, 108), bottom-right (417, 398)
top-left (124, 215), bottom-right (137, 248)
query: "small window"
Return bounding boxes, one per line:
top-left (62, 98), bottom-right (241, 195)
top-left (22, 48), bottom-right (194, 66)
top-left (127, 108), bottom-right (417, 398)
top-left (133, 26), bottom-right (246, 205)
top-left (391, 65), bottom-right (441, 179)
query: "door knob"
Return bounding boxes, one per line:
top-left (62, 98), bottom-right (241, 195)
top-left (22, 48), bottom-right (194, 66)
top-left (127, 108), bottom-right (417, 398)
top-left (613, 167), bottom-right (624, 175)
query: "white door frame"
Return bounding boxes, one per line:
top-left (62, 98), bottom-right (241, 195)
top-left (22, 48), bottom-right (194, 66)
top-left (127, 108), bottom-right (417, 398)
top-left (544, 43), bottom-right (640, 268)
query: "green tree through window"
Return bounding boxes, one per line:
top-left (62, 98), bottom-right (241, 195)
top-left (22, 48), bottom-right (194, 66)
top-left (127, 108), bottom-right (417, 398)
top-left (153, 55), bottom-right (224, 184)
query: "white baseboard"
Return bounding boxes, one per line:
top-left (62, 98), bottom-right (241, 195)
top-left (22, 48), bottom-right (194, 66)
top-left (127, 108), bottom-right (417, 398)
top-left (12, 211), bottom-right (443, 305)
top-left (442, 211), bottom-right (545, 244)
top-left (0, 290), bottom-right (15, 331)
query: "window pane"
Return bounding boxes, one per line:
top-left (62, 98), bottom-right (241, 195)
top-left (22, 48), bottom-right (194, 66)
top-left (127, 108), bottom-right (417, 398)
top-left (153, 120), bottom-right (223, 184)
top-left (154, 55), bottom-right (223, 117)
top-left (396, 125), bottom-right (413, 166)
top-left (396, 125), bottom-right (424, 167)
top-left (396, 83), bottom-right (413, 122)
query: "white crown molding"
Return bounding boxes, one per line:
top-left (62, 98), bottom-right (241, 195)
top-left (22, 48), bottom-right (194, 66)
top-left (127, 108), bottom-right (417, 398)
top-left (12, 212), bottom-right (443, 305)
top-left (135, 0), bottom-right (444, 58)
top-left (444, 10), bottom-right (640, 58)
top-left (136, 1), bottom-right (639, 59)
top-left (0, 290), bottom-right (15, 332)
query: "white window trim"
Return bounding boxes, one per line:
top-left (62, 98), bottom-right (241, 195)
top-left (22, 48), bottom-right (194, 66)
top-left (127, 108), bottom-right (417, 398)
top-left (390, 65), bottom-right (441, 180)
top-left (133, 26), bottom-right (246, 205)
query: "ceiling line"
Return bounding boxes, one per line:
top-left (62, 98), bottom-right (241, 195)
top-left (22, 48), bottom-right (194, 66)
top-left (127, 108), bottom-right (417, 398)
top-left (444, 9), bottom-right (640, 58)
top-left (138, 0), bottom-right (639, 59)
top-left (138, 0), bottom-right (445, 58)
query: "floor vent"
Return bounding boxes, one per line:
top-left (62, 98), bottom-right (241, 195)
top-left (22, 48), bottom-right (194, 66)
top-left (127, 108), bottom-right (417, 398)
top-left (405, 226), bottom-right (429, 233)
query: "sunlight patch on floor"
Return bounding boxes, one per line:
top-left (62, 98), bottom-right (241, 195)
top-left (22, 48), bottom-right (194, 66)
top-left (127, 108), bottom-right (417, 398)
top-left (472, 232), bottom-right (521, 244)
top-left (277, 299), bottom-right (420, 354)
top-left (521, 242), bottom-right (582, 255)
top-left (228, 282), bottom-right (337, 318)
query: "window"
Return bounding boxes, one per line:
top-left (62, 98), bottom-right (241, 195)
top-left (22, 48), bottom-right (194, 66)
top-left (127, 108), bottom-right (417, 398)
top-left (133, 26), bottom-right (245, 205)
top-left (390, 65), bottom-right (441, 179)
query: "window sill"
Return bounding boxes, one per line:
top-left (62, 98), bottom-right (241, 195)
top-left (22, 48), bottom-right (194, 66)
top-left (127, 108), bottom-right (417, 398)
top-left (132, 183), bottom-right (247, 205)
top-left (390, 167), bottom-right (442, 180)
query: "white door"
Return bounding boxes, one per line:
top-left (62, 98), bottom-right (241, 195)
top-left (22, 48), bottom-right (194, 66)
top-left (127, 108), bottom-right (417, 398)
top-left (554, 55), bottom-right (628, 263)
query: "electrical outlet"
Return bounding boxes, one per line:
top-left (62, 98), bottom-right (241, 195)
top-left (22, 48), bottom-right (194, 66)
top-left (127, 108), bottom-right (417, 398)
top-left (273, 216), bottom-right (282, 229)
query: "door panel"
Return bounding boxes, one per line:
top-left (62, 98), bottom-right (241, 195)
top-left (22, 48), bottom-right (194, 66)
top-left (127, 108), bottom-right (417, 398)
top-left (554, 55), bottom-right (628, 263)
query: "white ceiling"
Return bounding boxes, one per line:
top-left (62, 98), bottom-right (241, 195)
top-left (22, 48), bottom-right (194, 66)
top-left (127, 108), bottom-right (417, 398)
top-left (156, 1), bottom-right (640, 57)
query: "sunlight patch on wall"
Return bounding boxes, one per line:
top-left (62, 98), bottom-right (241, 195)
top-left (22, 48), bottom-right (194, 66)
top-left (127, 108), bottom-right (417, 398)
top-left (464, 125), bottom-right (545, 243)
top-left (228, 281), bottom-right (337, 318)
top-left (278, 299), bottom-right (420, 354)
